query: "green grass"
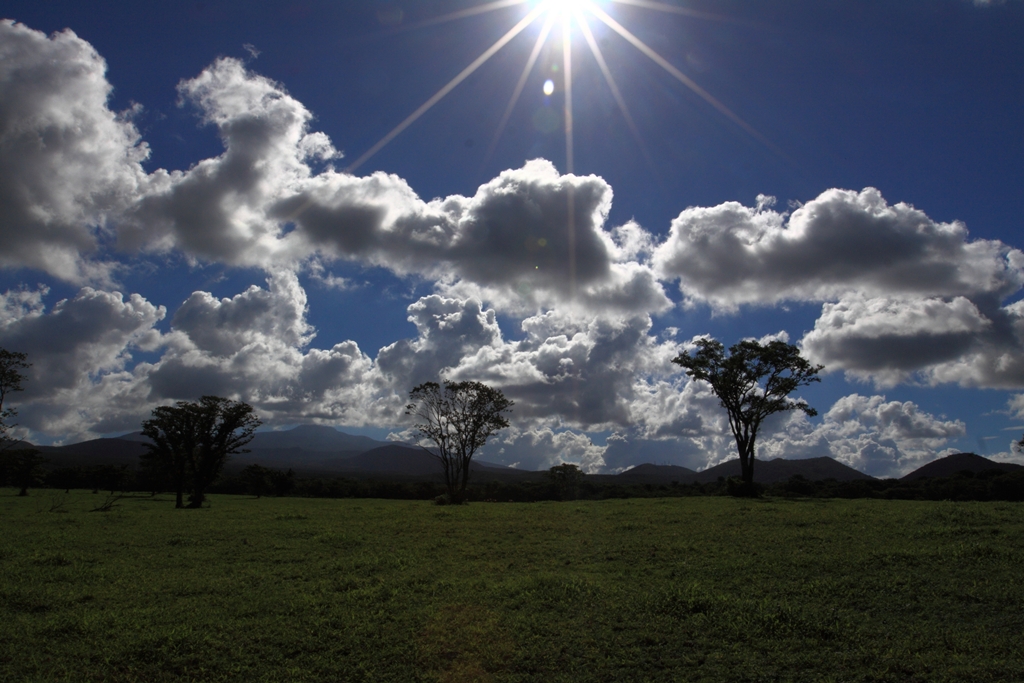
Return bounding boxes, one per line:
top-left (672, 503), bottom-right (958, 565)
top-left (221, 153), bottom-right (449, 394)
top-left (1, 490), bottom-right (1022, 682)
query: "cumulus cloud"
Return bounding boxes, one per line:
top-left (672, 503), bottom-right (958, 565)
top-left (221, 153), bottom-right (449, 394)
top-left (0, 275), bottom-right (398, 440)
top-left (122, 57), bottom-right (336, 264)
top-left (0, 285), bottom-right (165, 439)
top-left (377, 294), bottom-right (683, 431)
top-left (598, 389), bottom-right (969, 478)
top-left (757, 394), bottom-right (966, 477)
top-left (0, 280), bottom-right (974, 475)
top-left (0, 20), bottom-right (149, 283)
top-left (479, 426), bottom-right (607, 473)
top-left (0, 280), bottom-right (681, 446)
top-left (171, 270), bottom-right (314, 357)
top-left (917, 300), bottom-right (1024, 388)
top-left (654, 187), bottom-right (1024, 309)
top-left (802, 295), bottom-right (991, 386)
top-left (281, 159), bottom-right (671, 314)
top-left (651, 186), bottom-right (1024, 388)
top-left (801, 294), bottom-right (1024, 389)
top-left (1007, 393), bottom-right (1024, 421)
top-left (145, 270), bottom-right (393, 425)
top-left (114, 56), bottom-right (668, 314)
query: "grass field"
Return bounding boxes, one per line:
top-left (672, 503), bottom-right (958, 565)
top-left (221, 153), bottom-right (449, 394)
top-left (1, 490), bottom-right (1022, 682)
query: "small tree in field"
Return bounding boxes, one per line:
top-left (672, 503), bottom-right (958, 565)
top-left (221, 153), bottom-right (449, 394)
top-left (142, 396), bottom-right (261, 508)
top-left (0, 348), bottom-right (43, 495)
top-left (548, 463), bottom-right (584, 501)
top-left (673, 337), bottom-right (822, 494)
top-left (10, 449), bottom-right (46, 496)
top-left (240, 464), bottom-right (272, 498)
top-left (0, 348), bottom-right (31, 449)
top-left (406, 380), bottom-right (513, 504)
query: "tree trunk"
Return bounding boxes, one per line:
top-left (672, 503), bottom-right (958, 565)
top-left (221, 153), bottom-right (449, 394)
top-left (457, 458), bottom-right (472, 504)
top-left (740, 451), bottom-right (754, 484)
top-left (440, 456), bottom-right (457, 502)
top-left (735, 439), bottom-right (757, 497)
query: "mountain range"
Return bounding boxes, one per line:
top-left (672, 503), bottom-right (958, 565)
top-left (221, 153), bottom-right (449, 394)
top-left (12, 425), bottom-right (1023, 484)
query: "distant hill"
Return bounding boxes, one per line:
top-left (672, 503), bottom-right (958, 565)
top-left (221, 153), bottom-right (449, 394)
top-left (18, 425), bottom-right (393, 474)
top-left (31, 437), bottom-right (149, 469)
top-left (322, 444), bottom-right (443, 477)
top-left (118, 424), bottom-right (391, 453)
top-left (901, 453), bottom-right (1024, 481)
top-left (41, 427), bottom-right (1024, 485)
top-left (229, 447), bottom-right (368, 473)
top-left (691, 457), bottom-right (875, 484)
top-left (315, 444), bottom-right (539, 481)
top-left (612, 463), bottom-right (699, 485)
top-left (247, 425), bottom-right (388, 453)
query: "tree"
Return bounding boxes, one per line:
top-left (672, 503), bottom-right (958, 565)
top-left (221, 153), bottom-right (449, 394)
top-left (673, 338), bottom-right (822, 493)
top-left (141, 403), bottom-right (197, 507)
top-left (141, 396), bottom-right (261, 508)
top-left (548, 463), bottom-right (584, 501)
top-left (406, 380), bottom-right (513, 504)
top-left (0, 348), bottom-right (31, 449)
top-left (240, 464), bottom-right (272, 498)
top-left (269, 467), bottom-right (296, 497)
top-left (10, 448), bottom-right (46, 496)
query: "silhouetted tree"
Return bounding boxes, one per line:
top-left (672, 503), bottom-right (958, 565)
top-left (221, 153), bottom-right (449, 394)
top-left (142, 404), bottom-right (196, 507)
top-left (548, 463), bottom-right (584, 501)
top-left (10, 448), bottom-right (46, 496)
top-left (240, 464), bottom-right (272, 498)
top-left (406, 380), bottom-right (513, 504)
top-left (142, 396), bottom-right (261, 508)
top-left (270, 467), bottom-right (296, 497)
top-left (0, 348), bottom-right (31, 449)
top-left (673, 337), bottom-right (822, 494)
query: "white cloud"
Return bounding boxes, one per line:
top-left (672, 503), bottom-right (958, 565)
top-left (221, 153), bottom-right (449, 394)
top-left (0, 286), bottom-right (165, 440)
top-left (376, 294), bottom-right (683, 431)
top-left (601, 391), bottom-right (968, 478)
top-left (801, 295), bottom-right (991, 386)
top-left (122, 57), bottom-right (336, 265)
top-left (111, 56), bottom-right (669, 314)
top-left (144, 270), bottom-right (393, 426)
top-left (653, 187), bottom-right (1024, 310)
top-left (801, 294), bottom-right (1024, 389)
top-left (171, 270), bottom-right (314, 357)
top-left (480, 426), bottom-right (607, 473)
top-left (282, 159), bottom-right (671, 315)
top-left (1007, 393), bottom-right (1024, 420)
top-left (757, 394), bottom-right (966, 477)
top-left (0, 20), bottom-right (150, 283)
top-left (0, 280), bottom-right (974, 476)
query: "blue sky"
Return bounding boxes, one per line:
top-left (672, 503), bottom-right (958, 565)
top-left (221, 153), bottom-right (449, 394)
top-left (1, 0), bottom-right (1023, 475)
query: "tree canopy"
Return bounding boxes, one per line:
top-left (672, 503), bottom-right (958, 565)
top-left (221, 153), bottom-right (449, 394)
top-left (548, 463), bottom-right (584, 501)
top-left (406, 380), bottom-right (513, 504)
top-left (141, 396), bottom-right (261, 508)
top-left (673, 337), bottom-right (822, 492)
top-left (0, 348), bottom-right (30, 448)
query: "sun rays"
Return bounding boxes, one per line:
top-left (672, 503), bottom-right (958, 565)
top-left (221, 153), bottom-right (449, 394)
top-left (346, 0), bottom-right (773, 174)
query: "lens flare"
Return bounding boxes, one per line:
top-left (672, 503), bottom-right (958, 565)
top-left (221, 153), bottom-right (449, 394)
top-left (547, 0), bottom-right (589, 15)
top-left (348, 0), bottom-right (779, 173)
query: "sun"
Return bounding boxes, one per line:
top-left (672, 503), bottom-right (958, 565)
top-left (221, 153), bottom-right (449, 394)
top-left (347, 0), bottom-right (776, 175)
top-left (543, 0), bottom-right (590, 16)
